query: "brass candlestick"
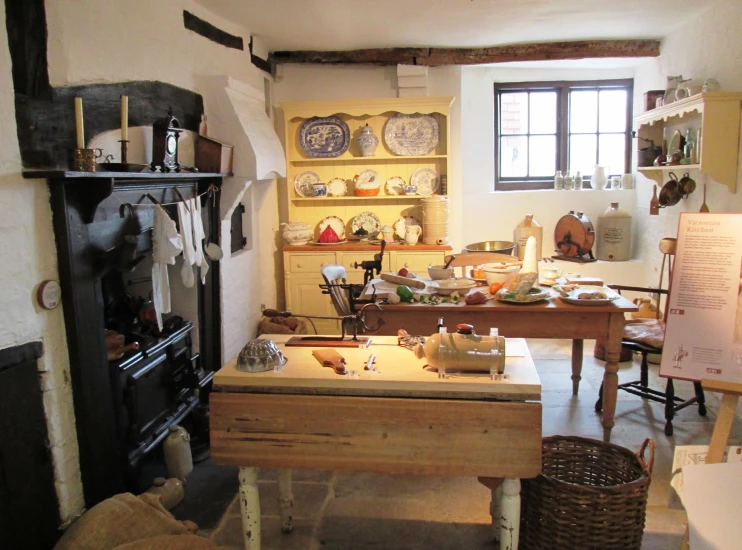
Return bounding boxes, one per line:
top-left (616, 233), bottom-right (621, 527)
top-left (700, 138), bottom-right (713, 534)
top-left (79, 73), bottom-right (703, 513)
top-left (119, 139), bottom-right (129, 164)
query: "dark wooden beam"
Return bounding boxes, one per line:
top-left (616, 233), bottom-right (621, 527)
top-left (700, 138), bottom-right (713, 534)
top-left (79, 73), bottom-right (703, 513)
top-left (270, 39), bottom-right (660, 66)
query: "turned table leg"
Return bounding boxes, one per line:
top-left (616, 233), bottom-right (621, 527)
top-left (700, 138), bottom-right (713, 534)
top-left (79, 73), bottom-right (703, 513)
top-left (277, 469), bottom-right (294, 533)
top-left (500, 478), bottom-right (521, 550)
top-left (571, 339), bottom-right (584, 395)
top-left (600, 313), bottom-right (625, 442)
top-left (238, 467), bottom-right (261, 550)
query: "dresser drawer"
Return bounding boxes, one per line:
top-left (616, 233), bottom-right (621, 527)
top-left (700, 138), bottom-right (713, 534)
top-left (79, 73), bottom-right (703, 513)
top-left (394, 252), bottom-right (446, 273)
top-left (287, 253), bottom-right (336, 273)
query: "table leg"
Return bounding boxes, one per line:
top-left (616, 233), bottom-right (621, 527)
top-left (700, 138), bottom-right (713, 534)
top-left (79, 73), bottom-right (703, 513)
top-left (238, 467), bottom-right (261, 550)
top-left (571, 339), bottom-right (584, 395)
top-left (277, 469), bottom-right (294, 533)
top-left (600, 313), bottom-right (625, 442)
top-left (500, 478), bottom-right (521, 550)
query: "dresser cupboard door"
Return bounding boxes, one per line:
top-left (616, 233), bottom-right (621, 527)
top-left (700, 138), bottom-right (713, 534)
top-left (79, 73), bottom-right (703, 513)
top-left (287, 275), bottom-right (339, 334)
top-left (393, 252), bottom-right (446, 273)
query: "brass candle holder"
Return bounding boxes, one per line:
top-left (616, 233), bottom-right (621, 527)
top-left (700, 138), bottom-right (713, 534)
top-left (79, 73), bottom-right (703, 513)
top-left (72, 148), bottom-right (103, 171)
top-left (119, 139), bottom-right (129, 164)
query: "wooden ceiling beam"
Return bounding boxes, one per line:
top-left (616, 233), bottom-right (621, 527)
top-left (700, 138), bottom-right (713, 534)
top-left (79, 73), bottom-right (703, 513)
top-left (270, 39), bottom-right (660, 66)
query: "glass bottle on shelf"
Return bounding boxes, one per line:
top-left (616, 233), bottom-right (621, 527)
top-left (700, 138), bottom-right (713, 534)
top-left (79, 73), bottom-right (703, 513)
top-left (574, 171), bottom-right (583, 190)
top-left (683, 128), bottom-right (694, 164)
top-left (554, 170), bottom-right (564, 190)
top-left (563, 170), bottom-right (574, 190)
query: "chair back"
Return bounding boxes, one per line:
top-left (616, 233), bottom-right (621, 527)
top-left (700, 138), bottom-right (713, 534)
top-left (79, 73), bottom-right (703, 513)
top-left (320, 264), bottom-right (352, 316)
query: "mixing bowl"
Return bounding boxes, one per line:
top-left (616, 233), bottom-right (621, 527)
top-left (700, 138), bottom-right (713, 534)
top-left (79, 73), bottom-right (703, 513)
top-left (237, 338), bottom-right (287, 372)
top-left (428, 265), bottom-right (454, 280)
top-left (464, 240), bottom-right (515, 255)
top-left (481, 264), bottom-right (520, 286)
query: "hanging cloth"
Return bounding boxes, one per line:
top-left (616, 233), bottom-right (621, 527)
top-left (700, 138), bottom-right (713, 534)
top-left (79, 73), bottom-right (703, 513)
top-left (152, 205), bottom-right (183, 331)
top-left (192, 198), bottom-right (209, 284)
top-left (177, 200), bottom-right (196, 288)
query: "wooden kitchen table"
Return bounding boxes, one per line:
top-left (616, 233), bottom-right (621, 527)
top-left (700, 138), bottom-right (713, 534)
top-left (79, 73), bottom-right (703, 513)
top-left (359, 282), bottom-right (637, 441)
top-left (211, 335), bottom-right (542, 550)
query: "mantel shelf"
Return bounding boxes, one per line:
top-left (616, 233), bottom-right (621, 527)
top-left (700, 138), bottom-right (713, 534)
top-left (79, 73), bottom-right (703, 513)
top-left (25, 170), bottom-right (228, 223)
top-left (638, 164), bottom-right (701, 172)
top-left (22, 170), bottom-right (230, 180)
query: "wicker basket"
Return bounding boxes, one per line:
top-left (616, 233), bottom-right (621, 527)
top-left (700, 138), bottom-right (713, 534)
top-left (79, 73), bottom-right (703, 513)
top-left (520, 435), bottom-right (654, 550)
top-left (354, 187), bottom-right (380, 196)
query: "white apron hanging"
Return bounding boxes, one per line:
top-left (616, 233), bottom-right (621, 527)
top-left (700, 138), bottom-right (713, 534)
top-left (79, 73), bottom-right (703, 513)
top-left (152, 205), bottom-right (183, 330)
top-left (192, 198), bottom-right (209, 284)
top-left (177, 201), bottom-right (196, 288)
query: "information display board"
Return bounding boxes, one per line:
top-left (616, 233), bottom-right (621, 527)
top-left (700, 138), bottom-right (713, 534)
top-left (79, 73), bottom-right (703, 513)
top-left (660, 213), bottom-right (742, 382)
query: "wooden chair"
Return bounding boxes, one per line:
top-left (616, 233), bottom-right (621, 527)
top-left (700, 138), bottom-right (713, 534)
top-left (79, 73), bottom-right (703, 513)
top-left (443, 252), bottom-right (520, 279)
top-left (595, 238), bottom-right (706, 436)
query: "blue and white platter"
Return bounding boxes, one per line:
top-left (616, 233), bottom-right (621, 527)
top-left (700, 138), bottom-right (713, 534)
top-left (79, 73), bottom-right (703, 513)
top-left (383, 113), bottom-right (439, 156)
top-left (299, 116), bottom-right (350, 158)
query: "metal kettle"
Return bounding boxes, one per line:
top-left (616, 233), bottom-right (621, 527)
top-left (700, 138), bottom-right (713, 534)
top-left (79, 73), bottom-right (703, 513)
top-left (414, 324), bottom-right (506, 374)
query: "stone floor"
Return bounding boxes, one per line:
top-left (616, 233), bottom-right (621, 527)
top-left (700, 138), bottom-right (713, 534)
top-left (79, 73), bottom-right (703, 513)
top-left (192, 339), bottom-right (742, 549)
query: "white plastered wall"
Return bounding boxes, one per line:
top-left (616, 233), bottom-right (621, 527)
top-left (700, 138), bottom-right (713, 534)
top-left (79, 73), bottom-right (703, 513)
top-left (632, 0), bottom-right (742, 287)
top-left (0, 0), bottom-right (281, 522)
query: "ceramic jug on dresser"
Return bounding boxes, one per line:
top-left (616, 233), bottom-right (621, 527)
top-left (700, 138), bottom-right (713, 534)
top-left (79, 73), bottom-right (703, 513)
top-left (356, 124), bottom-right (379, 157)
top-left (404, 225), bottom-right (422, 245)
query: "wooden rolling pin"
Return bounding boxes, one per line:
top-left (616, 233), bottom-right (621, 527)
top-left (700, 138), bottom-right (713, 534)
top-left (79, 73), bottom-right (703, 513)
top-left (380, 273), bottom-right (427, 289)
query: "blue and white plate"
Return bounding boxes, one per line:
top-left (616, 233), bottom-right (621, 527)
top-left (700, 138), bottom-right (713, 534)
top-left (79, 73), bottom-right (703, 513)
top-left (299, 116), bottom-right (350, 158)
top-left (383, 113), bottom-right (439, 156)
top-left (411, 168), bottom-right (439, 195)
top-left (294, 170), bottom-right (320, 197)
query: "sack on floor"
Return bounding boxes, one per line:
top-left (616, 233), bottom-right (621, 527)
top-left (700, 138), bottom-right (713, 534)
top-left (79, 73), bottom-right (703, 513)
top-left (257, 315), bottom-right (308, 335)
top-left (55, 493), bottom-right (197, 550)
top-left (113, 534), bottom-right (232, 550)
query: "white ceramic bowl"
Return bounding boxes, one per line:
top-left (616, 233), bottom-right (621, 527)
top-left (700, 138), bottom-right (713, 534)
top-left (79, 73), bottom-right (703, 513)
top-left (432, 278), bottom-right (477, 296)
top-left (481, 264), bottom-right (521, 286)
top-left (428, 265), bottom-right (454, 280)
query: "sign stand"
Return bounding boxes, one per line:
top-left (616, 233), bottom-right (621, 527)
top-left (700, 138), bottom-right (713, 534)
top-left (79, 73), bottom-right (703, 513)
top-left (680, 378), bottom-right (742, 549)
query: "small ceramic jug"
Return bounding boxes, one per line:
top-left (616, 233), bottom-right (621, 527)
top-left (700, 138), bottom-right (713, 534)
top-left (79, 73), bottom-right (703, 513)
top-left (380, 225), bottom-right (394, 242)
top-left (356, 124), bottom-right (379, 157)
top-left (404, 225), bottom-right (422, 245)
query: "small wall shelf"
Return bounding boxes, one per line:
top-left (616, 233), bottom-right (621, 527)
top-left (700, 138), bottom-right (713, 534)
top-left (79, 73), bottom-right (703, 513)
top-left (635, 92), bottom-right (742, 191)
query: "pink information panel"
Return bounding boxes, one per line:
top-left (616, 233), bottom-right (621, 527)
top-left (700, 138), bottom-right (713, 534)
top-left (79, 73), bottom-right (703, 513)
top-left (661, 213), bottom-right (742, 382)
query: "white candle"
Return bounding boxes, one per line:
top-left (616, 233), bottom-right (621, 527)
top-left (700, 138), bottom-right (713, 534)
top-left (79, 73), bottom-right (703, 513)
top-left (74, 97), bottom-right (84, 149)
top-left (522, 235), bottom-right (539, 274)
top-left (121, 95), bottom-right (128, 141)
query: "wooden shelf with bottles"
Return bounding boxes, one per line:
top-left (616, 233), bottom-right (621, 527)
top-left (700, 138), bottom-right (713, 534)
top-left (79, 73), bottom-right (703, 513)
top-left (635, 92), bottom-right (742, 191)
top-left (281, 96), bottom-right (453, 237)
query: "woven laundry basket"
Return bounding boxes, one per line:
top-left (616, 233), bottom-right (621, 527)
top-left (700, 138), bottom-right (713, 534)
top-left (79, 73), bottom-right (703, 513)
top-left (520, 435), bottom-right (654, 550)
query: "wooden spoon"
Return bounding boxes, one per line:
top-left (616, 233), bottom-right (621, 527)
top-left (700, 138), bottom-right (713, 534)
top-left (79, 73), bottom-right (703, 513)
top-left (700, 183), bottom-right (710, 212)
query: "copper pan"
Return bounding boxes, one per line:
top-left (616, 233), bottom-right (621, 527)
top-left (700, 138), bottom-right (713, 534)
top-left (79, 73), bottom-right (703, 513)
top-left (658, 172), bottom-right (682, 207)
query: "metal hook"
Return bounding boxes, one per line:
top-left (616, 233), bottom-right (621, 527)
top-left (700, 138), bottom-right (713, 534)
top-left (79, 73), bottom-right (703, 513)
top-left (119, 203), bottom-right (136, 219)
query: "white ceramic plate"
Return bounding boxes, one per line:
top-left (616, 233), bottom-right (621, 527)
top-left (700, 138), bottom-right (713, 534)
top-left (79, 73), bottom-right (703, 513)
top-left (327, 177), bottom-right (348, 197)
top-left (385, 176), bottom-right (406, 195)
top-left (294, 170), bottom-right (320, 197)
top-left (411, 168), bottom-right (439, 195)
top-left (431, 278), bottom-right (477, 296)
top-left (351, 211), bottom-right (381, 237)
top-left (354, 169), bottom-right (382, 190)
top-left (383, 113), bottom-right (439, 156)
top-left (393, 216), bottom-right (421, 239)
top-left (668, 130), bottom-right (682, 154)
top-left (553, 285), bottom-right (620, 306)
top-left (312, 239), bottom-right (348, 246)
top-left (318, 215), bottom-right (345, 239)
top-left (495, 286), bottom-right (550, 303)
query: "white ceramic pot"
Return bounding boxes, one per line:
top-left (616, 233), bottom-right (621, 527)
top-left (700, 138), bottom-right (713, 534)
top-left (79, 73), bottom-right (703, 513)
top-left (163, 425), bottom-right (193, 481)
top-left (281, 221), bottom-right (313, 245)
top-left (404, 224), bottom-right (422, 245)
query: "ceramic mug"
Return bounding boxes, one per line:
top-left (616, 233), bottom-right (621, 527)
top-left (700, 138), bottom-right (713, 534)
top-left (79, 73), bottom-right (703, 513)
top-left (541, 266), bottom-right (561, 281)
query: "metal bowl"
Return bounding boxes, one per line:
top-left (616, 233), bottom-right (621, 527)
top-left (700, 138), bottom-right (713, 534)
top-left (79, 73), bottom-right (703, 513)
top-left (236, 338), bottom-right (287, 373)
top-left (464, 240), bottom-right (515, 255)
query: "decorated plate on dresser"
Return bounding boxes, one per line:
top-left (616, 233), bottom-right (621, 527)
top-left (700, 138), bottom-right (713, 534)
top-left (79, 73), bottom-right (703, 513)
top-left (327, 177), bottom-right (348, 197)
top-left (383, 113), bottom-right (439, 156)
top-left (294, 170), bottom-right (321, 197)
top-left (298, 116), bottom-right (350, 158)
top-left (393, 215), bottom-right (421, 239)
top-left (385, 176), bottom-right (406, 195)
top-left (317, 215), bottom-right (346, 239)
top-left (411, 168), bottom-right (439, 195)
top-left (351, 211), bottom-right (381, 237)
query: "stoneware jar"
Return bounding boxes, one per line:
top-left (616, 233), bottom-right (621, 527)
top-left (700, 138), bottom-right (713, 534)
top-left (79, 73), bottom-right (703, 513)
top-left (145, 477), bottom-right (185, 510)
top-left (281, 221), bottom-right (312, 246)
top-left (597, 202), bottom-right (632, 261)
top-left (356, 123), bottom-right (379, 157)
top-left (163, 425), bottom-right (193, 481)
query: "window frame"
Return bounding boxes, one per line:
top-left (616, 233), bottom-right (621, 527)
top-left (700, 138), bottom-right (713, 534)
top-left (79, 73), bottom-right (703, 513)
top-left (494, 79), bottom-right (634, 191)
